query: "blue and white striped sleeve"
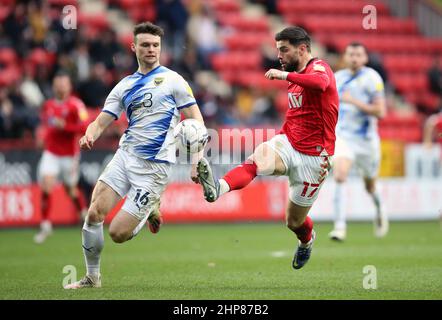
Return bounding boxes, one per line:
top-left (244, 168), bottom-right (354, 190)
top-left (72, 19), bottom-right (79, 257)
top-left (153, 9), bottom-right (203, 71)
top-left (102, 80), bottom-right (125, 120)
top-left (173, 74), bottom-right (197, 110)
top-left (366, 69), bottom-right (385, 101)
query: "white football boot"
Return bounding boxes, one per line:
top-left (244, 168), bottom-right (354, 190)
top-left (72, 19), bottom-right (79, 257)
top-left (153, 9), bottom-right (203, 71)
top-left (64, 274), bottom-right (101, 289)
top-left (33, 221), bottom-right (53, 244)
top-left (328, 228), bottom-right (346, 241)
top-left (374, 206), bottom-right (389, 238)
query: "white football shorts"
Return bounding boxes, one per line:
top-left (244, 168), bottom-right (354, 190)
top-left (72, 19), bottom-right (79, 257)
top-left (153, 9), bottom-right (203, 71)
top-left (98, 147), bottom-right (171, 221)
top-left (265, 134), bottom-right (331, 207)
top-left (334, 135), bottom-right (380, 179)
top-left (37, 150), bottom-right (80, 187)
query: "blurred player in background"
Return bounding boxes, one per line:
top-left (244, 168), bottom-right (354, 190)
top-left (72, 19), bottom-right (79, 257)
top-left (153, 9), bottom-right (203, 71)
top-left (197, 26), bottom-right (338, 270)
top-left (423, 111), bottom-right (442, 150)
top-left (34, 71), bottom-right (89, 244)
top-left (64, 22), bottom-right (204, 289)
top-left (328, 42), bottom-right (388, 241)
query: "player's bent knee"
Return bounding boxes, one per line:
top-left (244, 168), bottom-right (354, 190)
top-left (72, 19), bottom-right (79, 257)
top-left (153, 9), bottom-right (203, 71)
top-left (255, 161), bottom-right (275, 176)
top-left (334, 175), bottom-right (347, 184)
top-left (365, 185), bottom-right (375, 194)
top-left (109, 228), bottom-right (130, 244)
top-left (87, 203), bottom-right (106, 224)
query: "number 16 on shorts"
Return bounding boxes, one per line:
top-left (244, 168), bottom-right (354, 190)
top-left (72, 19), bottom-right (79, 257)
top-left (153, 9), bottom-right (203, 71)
top-left (133, 189), bottom-right (150, 210)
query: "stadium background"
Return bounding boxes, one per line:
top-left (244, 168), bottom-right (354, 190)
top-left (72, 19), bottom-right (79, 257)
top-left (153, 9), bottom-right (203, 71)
top-left (0, 0), bottom-right (441, 227)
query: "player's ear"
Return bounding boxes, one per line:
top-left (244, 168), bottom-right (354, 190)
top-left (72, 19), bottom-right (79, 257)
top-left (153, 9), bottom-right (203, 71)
top-left (131, 42), bottom-right (136, 53)
top-left (298, 43), bottom-right (307, 55)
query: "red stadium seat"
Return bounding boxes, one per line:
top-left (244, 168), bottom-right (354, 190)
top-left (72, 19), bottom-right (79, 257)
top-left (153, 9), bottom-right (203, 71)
top-left (277, 0), bottom-right (390, 16)
top-left (78, 13), bottom-right (109, 30)
top-left (47, 0), bottom-right (78, 5)
top-left (383, 55), bottom-right (433, 73)
top-left (217, 14), bottom-right (270, 32)
top-left (223, 33), bottom-right (273, 50)
top-left (128, 6), bottom-right (156, 23)
top-left (27, 48), bottom-right (57, 67)
top-left (285, 15), bottom-right (418, 36)
top-left (119, 33), bottom-right (133, 50)
top-left (211, 51), bottom-right (262, 72)
top-left (117, 0), bottom-right (154, 9)
top-left (211, 0), bottom-right (241, 14)
top-left (378, 112), bottom-right (423, 142)
top-left (0, 65), bottom-right (21, 87)
top-left (0, 6), bottom-right (10, 22)
top-left (0, 47), bottom-right (18, 66)
top-left (390, 73), bottom-right (429, 93)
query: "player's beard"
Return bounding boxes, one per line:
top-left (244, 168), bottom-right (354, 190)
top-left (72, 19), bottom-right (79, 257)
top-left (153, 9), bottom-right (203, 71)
top-left (282, 59), bottom-right (299, 72)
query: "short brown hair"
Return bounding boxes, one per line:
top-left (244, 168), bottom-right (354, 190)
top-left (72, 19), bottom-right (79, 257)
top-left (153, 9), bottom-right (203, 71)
top-left (275, 26), bottom-right (311, 52)
top-left (346, 41), bottom-right (369, 54)
top-left (133, 22), bottom-right (164, 41)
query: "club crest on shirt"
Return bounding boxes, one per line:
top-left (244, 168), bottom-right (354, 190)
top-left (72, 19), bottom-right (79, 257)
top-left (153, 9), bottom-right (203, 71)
top-left (313, 63), bottom-right (325, 72)
top-left (154, 77), bottom-right (164, 86)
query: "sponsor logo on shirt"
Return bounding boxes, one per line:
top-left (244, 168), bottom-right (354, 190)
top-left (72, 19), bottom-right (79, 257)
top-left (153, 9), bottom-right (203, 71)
top-left (288, 93), bottom-right (303, 108)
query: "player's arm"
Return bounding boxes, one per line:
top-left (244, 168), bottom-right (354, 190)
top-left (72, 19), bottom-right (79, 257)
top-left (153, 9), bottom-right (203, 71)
top-left (265, 66), bottom-right (330, 91)
top-left (180, 103), bottom-right (204, 124)
top-left (342, 93), bottom-right (386, 118)
top-left (79, 112), bottom-right (114, 150)
top-left (62, 103), bottom-right (90, 134)
top-left (423, 114), bottom-right (438, 148)
top-left (180, 104), bottom-right (205, 183)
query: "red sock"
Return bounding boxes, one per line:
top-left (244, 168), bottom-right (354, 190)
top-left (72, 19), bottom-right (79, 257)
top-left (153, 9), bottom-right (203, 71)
top-left (41, 192), bottom-right (52, 221)
top-left (223, 161), bottom-right (257, 191)
top-left (293, 216), bottom-right (313, 244)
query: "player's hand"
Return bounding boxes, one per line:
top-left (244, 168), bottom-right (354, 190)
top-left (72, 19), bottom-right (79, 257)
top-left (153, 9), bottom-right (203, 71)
top-left (79, 134), bottom-right (94, 150)
top-left (265, 69), bottom-right (288, 80)
top-left (190, 163), bottom-right (199, 184)
top-left (52, 118), bottom-right (65, 129)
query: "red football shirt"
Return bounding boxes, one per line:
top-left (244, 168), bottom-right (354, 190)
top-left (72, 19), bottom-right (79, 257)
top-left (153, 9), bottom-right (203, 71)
top-left (435, 115), bottom-right (442, 144)
top-left (40, 96), bottom-right (89, 156)
top-left (280, 58), bottom-right (339, 156)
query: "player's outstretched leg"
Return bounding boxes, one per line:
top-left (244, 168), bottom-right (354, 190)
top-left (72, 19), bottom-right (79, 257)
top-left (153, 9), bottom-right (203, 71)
top-left (286, 201), bottom-right (315, 270)
top-left (197, 157), bottom-right (259, 202)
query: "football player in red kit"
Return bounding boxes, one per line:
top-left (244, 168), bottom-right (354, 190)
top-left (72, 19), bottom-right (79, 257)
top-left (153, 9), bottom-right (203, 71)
top-left (34, 71), bottom-right (89, 244)
top-left (197, 27), bottom-right (339, 269)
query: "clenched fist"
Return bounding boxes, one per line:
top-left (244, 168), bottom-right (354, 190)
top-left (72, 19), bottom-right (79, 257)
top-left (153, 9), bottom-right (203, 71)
top-left (265, 69), bottom-right (289, 80)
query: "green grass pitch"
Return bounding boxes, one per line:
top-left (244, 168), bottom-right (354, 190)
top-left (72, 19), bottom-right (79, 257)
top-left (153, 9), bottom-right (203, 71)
top-left (0, 221), bottom-right (441, 299)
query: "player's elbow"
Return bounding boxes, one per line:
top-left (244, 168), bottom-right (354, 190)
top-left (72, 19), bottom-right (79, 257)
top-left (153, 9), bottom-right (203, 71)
top-left (317, 81), bottom-right (329, 92)
top-left (375, 106), bottom-right (387, 119)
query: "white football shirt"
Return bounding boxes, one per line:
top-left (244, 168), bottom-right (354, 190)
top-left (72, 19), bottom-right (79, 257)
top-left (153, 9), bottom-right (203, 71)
top-left (102, 65), bottom-right (196, 163)
top-left (334, 66), bottom-right (385, 141)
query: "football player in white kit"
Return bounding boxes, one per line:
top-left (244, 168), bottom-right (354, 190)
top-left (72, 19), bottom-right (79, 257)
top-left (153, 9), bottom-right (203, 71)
top-left (329, 42), bottom-right (388, 241)
top-left (64, 22), bottom-right (204, 289)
